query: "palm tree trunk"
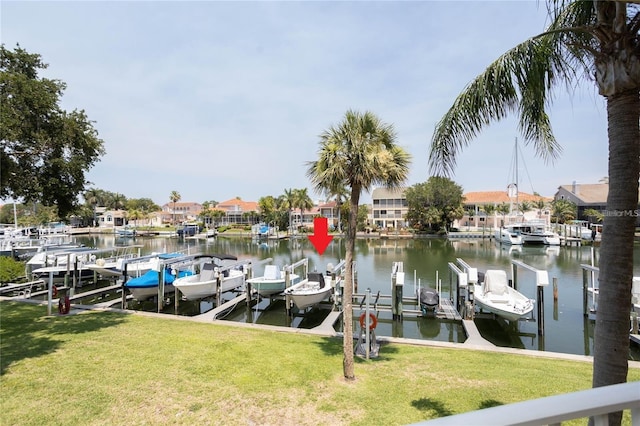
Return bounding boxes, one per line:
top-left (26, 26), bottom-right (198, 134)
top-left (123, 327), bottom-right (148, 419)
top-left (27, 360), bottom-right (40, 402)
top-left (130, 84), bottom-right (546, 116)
top-left (593, 91), bottom-right (639, 424)
top-left (342, 188), bottom-right (360, 380)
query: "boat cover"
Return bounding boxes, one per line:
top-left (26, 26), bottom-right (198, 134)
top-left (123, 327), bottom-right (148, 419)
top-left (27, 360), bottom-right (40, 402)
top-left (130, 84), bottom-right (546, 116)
top-left (125, 268), bottom-right (192, 288)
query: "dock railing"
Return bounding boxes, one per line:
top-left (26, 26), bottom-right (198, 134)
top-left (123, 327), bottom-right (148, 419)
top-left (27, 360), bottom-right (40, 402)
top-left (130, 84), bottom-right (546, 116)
top-left (412, 381), bottom-right (639, 426)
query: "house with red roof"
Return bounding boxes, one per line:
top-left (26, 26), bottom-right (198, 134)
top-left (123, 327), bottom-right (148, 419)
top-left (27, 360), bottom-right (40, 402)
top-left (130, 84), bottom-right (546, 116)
top-left (457, 190), bottom-right (553, 230)
top-left (214, 198), bottom-right (259, 226)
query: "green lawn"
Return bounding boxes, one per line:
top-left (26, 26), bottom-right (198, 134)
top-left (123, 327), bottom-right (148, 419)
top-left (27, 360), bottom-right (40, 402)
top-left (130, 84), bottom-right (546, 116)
top-left (2, 301), bottom-right (638, 425)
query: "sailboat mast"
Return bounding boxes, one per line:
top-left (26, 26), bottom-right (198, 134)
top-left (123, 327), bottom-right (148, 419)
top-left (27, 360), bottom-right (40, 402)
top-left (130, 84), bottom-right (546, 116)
top-left (515, 137), bottom-right (519, 217)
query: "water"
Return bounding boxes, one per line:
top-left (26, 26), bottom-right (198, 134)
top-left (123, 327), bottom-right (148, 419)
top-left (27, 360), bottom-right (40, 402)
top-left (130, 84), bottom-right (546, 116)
top-left (71, 234), bottom-right (640, 359)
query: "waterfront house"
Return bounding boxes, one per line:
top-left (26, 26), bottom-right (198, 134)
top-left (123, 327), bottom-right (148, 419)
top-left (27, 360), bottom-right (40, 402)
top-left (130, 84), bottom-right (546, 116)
top-left (554, 182), bottom-right (607, 219)
top-left (457, 191), bottom-right (552, 230)
top-left (214, 198), bottom-right (259, 226)
top-left (161, 202), bottom-right (202, 225)
top-left (371, 187), bottom-right (409, 230)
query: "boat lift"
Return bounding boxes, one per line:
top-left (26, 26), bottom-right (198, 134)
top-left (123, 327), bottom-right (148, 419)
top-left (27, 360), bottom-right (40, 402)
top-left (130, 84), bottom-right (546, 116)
top-left (120, 251), bottom-right (205, 312)
top-left (456, 258), bottom-right (549, 335)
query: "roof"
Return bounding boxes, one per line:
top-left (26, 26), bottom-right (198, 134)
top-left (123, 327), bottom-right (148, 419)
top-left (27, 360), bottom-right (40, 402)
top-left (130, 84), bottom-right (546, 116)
top-left (555, 184), bottom-right (609, 204)
top-left (162, 202), bottom-right (202, 208)
top-left (215, 198), bottom-right (258, 212)
top-left (372, 187), bottom-right (407, 199)
top-left (463, 191), bottom-right (550, 205)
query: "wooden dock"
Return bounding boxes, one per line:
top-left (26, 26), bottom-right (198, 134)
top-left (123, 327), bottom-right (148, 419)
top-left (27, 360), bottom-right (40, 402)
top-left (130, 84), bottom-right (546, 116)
top-left (0, 280), bottom-right (45, 296)
top-left (68, 284), bottom-right (122, 301)
top-left (312, 310), bottom-right (341, 334)
top-left (353, 294), bottom-right (461, 321)
top-left (436, 298), bottom-right (462, 321)
top-left (462, 319), bottom-right (495, 347)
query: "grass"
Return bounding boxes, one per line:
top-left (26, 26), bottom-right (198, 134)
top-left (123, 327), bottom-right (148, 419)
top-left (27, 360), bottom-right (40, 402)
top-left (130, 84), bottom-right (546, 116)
top-left (2, 301), bottom-right (639, 425)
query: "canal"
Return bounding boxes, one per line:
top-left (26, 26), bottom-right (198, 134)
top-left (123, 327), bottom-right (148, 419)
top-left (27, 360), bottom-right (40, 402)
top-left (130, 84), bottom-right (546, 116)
top-left (72, 233), bottom-right (640, 359)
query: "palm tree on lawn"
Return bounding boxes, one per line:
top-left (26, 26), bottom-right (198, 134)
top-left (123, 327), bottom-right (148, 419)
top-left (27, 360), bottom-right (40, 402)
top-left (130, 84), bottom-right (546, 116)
top-left (428, 2), bottom-right (639, 421)
top-left (170, 191), bottom-right (181, 225)
top-left (307, 109), bottom-right (411, 380)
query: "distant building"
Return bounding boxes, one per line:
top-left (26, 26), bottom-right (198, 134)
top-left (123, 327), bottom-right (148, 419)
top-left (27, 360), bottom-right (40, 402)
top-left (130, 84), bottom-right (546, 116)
top-left (214, 198), bottom-right (259, 225)
top-left (458, 190), bottom-right (552, 230)
top-left (97, 209), bottom-right (127, 228)
top-left (161, 202), bottom-right (202, 224)
top-left (371, 187), bottom-right (409, 229)
top-left (554, 182), bottom-right (608, 219)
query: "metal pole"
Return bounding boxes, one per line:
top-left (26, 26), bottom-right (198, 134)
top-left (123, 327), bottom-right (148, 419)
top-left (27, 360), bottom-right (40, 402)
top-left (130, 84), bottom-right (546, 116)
top-left (365, 288), bottom-right (371, 360)
top-left (537, 284), bottom-right (545, 336)
top-left (47, 271), bottom-right (53, 316)
top-left (582, 268), bottom-right (589, 316)
top-left (157, 269), bottom-right (163, 313)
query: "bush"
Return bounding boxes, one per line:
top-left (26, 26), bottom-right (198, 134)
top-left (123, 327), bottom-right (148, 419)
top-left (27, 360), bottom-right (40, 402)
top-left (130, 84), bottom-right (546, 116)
top-left (0, 257), bottom-right (26, 283)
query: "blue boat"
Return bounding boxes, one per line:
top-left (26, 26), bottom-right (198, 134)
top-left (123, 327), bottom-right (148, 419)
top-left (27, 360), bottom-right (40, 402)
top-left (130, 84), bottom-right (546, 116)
top-left (125, 264), bottom-right (193, 300)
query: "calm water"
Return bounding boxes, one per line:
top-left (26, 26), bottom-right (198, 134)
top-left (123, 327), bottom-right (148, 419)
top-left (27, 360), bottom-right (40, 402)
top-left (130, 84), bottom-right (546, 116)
top-left (72, 234), bottom-right (640, 359)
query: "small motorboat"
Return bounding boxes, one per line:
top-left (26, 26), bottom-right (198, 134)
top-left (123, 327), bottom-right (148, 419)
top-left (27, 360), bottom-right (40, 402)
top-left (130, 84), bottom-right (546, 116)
top-left (246, 264), bottom-right (299, 297)
top-left (419, 286), bottom-right (439, 316)
top-left (284, 271), bottom-right (333, 310)
top-left (172, 254), bottom-right (246, 301)
top-left (473, 269), bottom-right (534, 321)
top-left (124, 267), bottom-right (193, 301)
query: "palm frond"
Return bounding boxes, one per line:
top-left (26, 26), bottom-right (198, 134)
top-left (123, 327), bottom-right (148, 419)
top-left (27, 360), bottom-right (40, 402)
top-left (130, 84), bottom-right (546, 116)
top-left (429, 2), bottom-right (597, 176)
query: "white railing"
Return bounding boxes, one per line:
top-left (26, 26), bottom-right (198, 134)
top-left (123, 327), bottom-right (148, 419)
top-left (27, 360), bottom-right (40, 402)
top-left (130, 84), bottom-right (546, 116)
top-left (413, 381), bottom-right (639, 426)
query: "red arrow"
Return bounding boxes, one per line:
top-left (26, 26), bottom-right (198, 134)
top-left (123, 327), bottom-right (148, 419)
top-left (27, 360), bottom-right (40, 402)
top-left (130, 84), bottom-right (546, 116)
top-left (308, 217), bottom-right (333, 255)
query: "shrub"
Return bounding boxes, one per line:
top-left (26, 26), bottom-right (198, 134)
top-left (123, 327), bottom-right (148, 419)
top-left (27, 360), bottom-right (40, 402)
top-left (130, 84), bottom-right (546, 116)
top-left (0, 257), bottom-right (26, 283)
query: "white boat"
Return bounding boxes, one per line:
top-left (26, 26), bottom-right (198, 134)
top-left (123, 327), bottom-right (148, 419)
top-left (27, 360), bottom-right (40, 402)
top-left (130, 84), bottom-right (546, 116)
top-left (116, 226), bottom-right (136, 237)
top-left (84, 246), bottom-right (147, 277)
top-left (27, 248), bottom-right (99, 282)
top-left (506, 221), bottom-right (561, 245)
top-left (246, 264), bottom-right (299, 296)
top-left (474, 269), bottom-right (535, 321)
top-left (172, 254), bottom-right (246, 301)
top-left (495, 227), bottom-right (523, 245)
top-left (124, 267), bottom-right (192, 300)
top-left (284, 271), bottom-right (333, 309)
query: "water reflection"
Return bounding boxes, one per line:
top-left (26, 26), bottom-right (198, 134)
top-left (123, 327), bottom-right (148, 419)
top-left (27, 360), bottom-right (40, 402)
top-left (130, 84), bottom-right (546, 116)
top-left (71, 234), bottom-right (640, 358)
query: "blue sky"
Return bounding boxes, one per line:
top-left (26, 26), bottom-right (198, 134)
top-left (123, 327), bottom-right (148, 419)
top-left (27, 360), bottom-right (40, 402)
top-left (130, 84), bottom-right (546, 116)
top-left (2, 1), bottom-right (608, 206)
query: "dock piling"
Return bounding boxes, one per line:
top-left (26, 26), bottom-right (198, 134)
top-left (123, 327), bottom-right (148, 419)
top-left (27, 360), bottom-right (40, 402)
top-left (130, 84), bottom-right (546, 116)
top-left (391, 262), bottom-right (404, 321)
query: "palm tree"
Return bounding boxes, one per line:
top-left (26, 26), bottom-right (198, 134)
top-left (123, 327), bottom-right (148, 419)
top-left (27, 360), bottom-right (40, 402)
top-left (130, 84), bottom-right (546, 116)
top-left (283, 188), bottom-right (295, 234)
top-left (84, 187), bottom-right (101, 227)
top-left (169, 191), bottom-right (181, 225)
top-left (496, 203), bottom-right (511, 227)
top-left (428, 1), bottom-right (639, 416)
top-left (534, 198), bottom-right (548, 220)
top-left (307, 109), bottom-right (411, 380)
top-left (128, 209), bottom-right (142, 227)
top-left (111, 193), bottom-right (126, 211)
top-left (325, 185), bottom-right (349, 233)
top-left (293, 188), bottom-right (314, 230)
top-left (551, 199), bottom-right (577, 224)
top-left (519, 201), bottom-right (532, 215)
